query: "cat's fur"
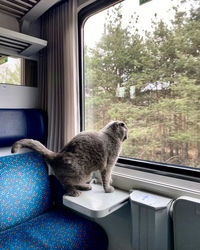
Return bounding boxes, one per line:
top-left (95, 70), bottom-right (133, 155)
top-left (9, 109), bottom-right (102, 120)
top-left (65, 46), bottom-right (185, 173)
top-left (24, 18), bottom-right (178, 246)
top-left (11, 121), bottom-right (128, 197)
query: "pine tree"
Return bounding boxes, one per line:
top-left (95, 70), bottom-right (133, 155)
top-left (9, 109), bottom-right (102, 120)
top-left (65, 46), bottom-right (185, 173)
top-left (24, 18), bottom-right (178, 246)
top-left (85, 0), bottom-right (200, 168)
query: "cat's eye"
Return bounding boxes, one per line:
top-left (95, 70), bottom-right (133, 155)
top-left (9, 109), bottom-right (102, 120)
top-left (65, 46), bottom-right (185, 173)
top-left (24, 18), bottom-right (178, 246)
top-left (119, 122), bottom-right (125, 127)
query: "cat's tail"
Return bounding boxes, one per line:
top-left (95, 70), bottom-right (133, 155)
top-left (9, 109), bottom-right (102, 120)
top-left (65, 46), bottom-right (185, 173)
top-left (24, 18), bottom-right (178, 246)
top-left (11, 139), bottom-right (57, 162)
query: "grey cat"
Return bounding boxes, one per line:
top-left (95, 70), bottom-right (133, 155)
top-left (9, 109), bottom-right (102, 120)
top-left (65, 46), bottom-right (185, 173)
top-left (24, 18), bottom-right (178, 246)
top-left (11, 121), bottom-right (128, 197)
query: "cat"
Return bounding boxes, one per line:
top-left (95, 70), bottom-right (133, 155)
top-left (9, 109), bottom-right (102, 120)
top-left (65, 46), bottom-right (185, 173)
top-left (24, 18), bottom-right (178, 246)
top-left (11, 121), bottom-right (128, 197)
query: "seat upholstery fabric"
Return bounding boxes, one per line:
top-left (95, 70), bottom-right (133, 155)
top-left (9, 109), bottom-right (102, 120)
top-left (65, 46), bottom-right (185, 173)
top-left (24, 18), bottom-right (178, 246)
top-left (0, 152), bottom-right (51, 231)
top-left (0, 152), bottom-right (108, 249)
top-left (0, 208), bottom-right (108, 249)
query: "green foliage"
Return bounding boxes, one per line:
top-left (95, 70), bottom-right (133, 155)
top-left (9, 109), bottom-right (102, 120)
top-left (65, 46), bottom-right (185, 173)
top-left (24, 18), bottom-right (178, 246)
top-left (0, 59), bottom-right (21, 85)
top-left (85, 1), bottom-right (200, 168)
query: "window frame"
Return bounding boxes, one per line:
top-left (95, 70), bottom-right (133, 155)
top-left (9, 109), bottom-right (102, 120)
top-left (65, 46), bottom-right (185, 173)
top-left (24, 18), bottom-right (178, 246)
top-left (78, 0), bottom-right (200, 183)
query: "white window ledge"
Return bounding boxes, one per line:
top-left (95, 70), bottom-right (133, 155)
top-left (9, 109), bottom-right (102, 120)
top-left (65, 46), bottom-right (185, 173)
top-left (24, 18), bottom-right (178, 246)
top-left (112, 166), bottom-right (200, 200)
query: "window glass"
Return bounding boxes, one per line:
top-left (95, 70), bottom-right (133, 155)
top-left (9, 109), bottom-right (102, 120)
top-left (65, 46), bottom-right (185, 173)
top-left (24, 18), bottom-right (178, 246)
top-left (84, 0), bottom-right (200, 169)
top-left (0, 56), bottom-right (38, 87)
top-left (0, 57), bottom-right (21, 85)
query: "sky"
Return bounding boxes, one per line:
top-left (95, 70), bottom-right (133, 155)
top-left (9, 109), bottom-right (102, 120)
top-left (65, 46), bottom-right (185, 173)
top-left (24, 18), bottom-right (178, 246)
top-left (84, 0), bottom-right (195, 48)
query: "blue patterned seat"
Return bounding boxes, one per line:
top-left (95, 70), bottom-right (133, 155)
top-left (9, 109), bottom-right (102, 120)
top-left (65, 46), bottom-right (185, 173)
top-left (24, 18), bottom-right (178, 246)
top-left (0, 152), bottom-right (108, 249)
top-left (0, 208), bottom-right (108, 250)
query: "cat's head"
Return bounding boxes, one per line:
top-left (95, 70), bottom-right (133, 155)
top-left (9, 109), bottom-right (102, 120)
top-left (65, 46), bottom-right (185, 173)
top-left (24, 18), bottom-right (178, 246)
top-left (103, 121), bottom-right (128, 142)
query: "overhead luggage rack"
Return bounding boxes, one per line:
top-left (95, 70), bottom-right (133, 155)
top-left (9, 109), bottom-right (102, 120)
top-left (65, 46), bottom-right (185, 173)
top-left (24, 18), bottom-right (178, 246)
top-left (0, 27), bottom-right (47, 57)
top-left (0, 35), bottom-right (30, 53)
top-left (0, 0), bottom-right (62, 23)
top-left (0, 0), bottom-right (40, 19)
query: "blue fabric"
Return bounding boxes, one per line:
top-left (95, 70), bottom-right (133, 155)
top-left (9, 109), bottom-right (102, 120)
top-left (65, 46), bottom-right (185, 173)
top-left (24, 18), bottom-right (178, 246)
top-left (0, 152), bottom-right (51, 231)
top-left (0, 152), bottom-right (108, 249)
top-left (0, 109), bottom-right (47, 147)
top-left (0, 208), bottom-right (108, 249)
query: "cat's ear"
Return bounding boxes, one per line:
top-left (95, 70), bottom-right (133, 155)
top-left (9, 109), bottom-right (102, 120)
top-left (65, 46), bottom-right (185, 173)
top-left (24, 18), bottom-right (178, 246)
top-left (119, 122), bottom-right (125, 127)
top-left (118, 122), bottom-right (128, 141)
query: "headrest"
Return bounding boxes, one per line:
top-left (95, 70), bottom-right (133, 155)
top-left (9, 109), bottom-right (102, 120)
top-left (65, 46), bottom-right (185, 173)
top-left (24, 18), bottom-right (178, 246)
top-left (0, 109), bottom-right (47, 147)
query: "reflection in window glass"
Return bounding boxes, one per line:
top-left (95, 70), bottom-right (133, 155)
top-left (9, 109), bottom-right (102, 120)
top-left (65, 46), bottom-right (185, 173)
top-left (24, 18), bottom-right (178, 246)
top-left (0, 56), bottom-right (38, 87)
top-left (84, 0), bottom-right (200, 168)
top-left (0, 56), bottom-right (21, 85)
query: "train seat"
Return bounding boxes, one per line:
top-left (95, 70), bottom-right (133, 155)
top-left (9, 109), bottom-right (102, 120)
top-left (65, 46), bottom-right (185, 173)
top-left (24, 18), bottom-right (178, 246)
top-left (0, 109), bottom-right (108, 250)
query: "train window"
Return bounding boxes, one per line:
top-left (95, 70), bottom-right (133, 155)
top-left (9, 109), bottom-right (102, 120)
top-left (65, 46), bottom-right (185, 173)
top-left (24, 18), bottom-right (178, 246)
top-left (0, 56), bottom-right (38, 87)
top-left (81, 0), bottom-right (200, 176)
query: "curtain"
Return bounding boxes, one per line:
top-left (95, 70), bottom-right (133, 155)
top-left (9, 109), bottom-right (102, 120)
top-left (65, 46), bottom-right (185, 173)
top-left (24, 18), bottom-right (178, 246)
top-left (39, 0), bottom-right (80, 152)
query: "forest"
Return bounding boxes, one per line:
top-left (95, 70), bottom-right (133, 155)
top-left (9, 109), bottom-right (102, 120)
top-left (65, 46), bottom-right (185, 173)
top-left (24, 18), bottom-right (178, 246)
top-left (84, 0), bottom-right (200, 168)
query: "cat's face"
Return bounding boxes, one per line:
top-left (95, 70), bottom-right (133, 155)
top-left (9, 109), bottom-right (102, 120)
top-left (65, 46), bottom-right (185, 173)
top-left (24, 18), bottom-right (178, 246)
top-left (105, 121), bottom-right (128, 142)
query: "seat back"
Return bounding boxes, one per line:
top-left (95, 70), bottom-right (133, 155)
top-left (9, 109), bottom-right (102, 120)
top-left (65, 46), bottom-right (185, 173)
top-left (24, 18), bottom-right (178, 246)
top-left (0, 152), bottom-right (51, 231)
top-left (0, 109), bottom-right (47, 147)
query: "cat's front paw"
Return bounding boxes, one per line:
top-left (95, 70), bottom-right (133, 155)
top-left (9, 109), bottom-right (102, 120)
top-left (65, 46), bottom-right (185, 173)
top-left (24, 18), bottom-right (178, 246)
top-left (104, 186), bottom-right (115, 193)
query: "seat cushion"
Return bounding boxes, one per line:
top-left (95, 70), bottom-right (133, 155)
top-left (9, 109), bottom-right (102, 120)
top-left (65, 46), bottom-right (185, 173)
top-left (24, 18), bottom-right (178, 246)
top-left (0, 208), bottom-right (108, 250)
top-left (0, 152), bottom-right (51, 231)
